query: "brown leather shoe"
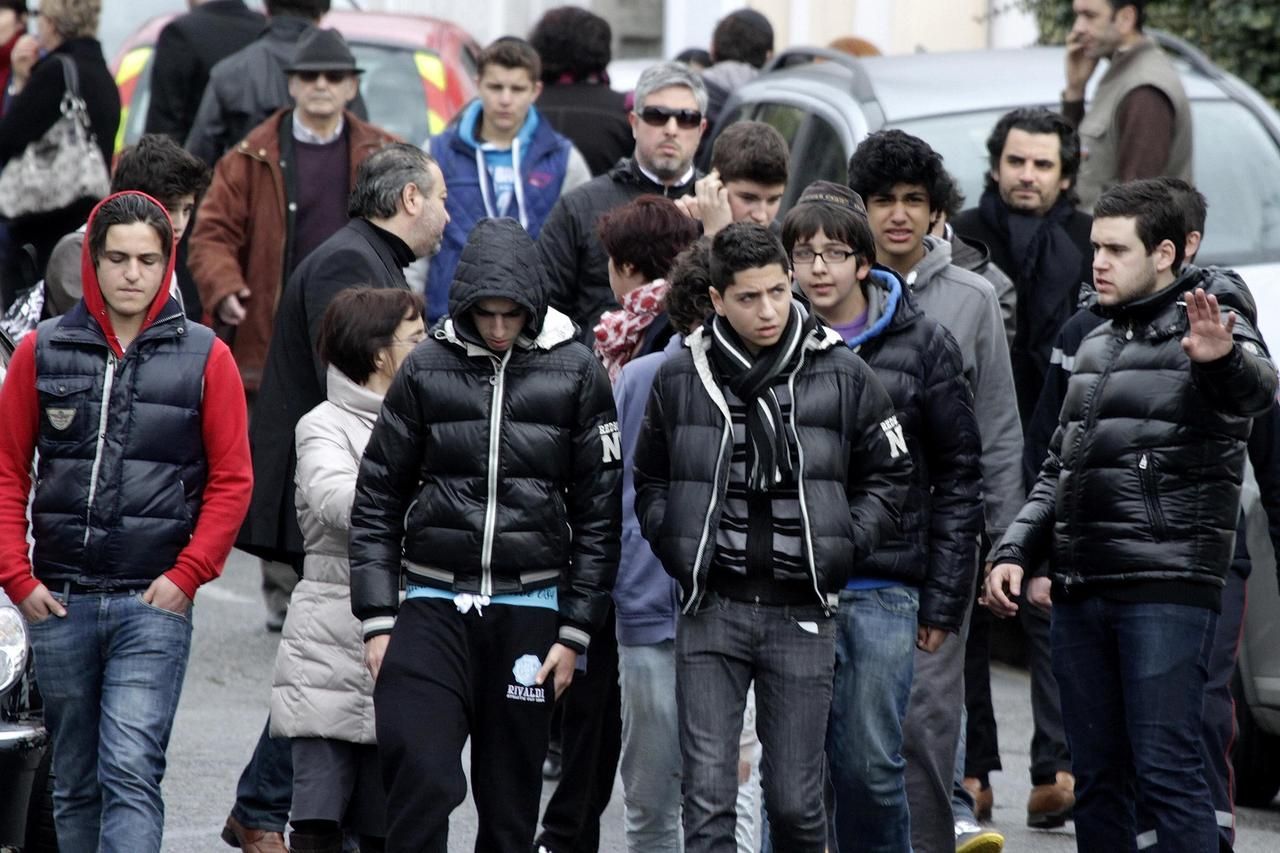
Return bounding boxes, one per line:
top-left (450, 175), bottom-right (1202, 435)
top-left (221, 815), bottom-right (288, 853)
top-left (963, 776), bottom-right (993, 821)
top-left (1026, 770), bottom-right (1075, 829)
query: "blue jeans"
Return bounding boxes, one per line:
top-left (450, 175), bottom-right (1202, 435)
top-left (677, 593), bottom-right (835, 853)
top-left (28, 589), bottom-right (193, 853)
top-left (1051, 597), bottom-right (1218, 853)
top-left (618, 641), bottom-right (682, 852)
top-left (230, 718), bottom-right (294, 832)
top-left (826, 586), bottom-right (917, 853)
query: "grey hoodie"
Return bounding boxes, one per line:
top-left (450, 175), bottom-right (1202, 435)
top-left (908, 235), bottom-right (1024, 543)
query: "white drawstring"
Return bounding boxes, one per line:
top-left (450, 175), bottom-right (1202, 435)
top-left (454, 593), bottom-right (491, 615)
top-left (474, 138), bottom-right (529, 230)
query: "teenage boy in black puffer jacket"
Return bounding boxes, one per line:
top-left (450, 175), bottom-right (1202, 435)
top-left (782, 181), bottom-right (985, 853)
top-left (349, 217), bottom-right (621, 853)
top-left (634, 222), bottom-right (912, 852)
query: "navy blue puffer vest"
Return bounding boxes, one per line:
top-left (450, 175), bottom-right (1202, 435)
top-left (31, 301), bottom-right (214, 587)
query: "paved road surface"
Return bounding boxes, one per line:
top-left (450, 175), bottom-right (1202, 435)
top-left (160, 549), bottom-right (1280, 851)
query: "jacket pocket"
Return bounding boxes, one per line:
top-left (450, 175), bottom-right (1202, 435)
top-left (35, 375), bottom-right (95, 439)
top-left (1137, 452), bottom-right (1168, 540)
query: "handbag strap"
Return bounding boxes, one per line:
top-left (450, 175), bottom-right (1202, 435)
top-left (55, 53), bottom-right (81, 100)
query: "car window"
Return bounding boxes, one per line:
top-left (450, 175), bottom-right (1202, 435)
top-left (1190, 100), bottom-right (1280, 267)
top-left (790, 114), bottom-right (848, 196)
top-left (755, 102), bottom-right (808, 149)
top-left (115, 47), bottom-right (158, 152)
top-left (896, 102), bottom-right (1280, 267)
top-left (350, 44), bottom-right (433, 145)
top-left (892, 109), bottom-right (1011, 212)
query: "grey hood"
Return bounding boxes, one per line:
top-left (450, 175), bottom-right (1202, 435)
top-left (909, 235), bottom-right (956, 292)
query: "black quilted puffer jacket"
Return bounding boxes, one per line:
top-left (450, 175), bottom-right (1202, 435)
top-left (349, 218), bottom-right (621, 653)
top-left (848, 269), bottom-right (984, 633)
top-left (993, 266), bottom-right (1277, 603)
top-left (633, 304), bottom-right (913, 615)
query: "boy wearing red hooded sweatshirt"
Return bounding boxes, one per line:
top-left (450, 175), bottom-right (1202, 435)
top-left (0, 191), bottom-right (252, 853)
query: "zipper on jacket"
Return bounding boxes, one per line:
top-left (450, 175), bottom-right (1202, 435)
top-left (1137, 453), bottom-right (1168, 539)
top-left (786, 352), bottom-right (829, 615)
top-left (83, 352), bottom-right (117, 547)
top-left (479, 354), bottom-right (509, 596)
top-left (1065, 333), bottom-right (1124, 567)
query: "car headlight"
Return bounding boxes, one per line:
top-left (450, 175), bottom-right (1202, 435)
top-left (0, 603), bottom-right (29, 695)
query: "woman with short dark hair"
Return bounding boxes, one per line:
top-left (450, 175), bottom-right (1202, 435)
top-left (269, 286), bottom-right (424, 853)
top-left (594, 195), bottom-right (699, 381)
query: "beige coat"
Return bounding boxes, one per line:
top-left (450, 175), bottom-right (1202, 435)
top-left (270, 367), bottom-right (382, 742)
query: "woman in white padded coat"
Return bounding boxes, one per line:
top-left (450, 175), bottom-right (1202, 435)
top-left (270, 287), bottom-right (425, 853)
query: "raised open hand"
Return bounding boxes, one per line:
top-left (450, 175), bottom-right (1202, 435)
top-left (1181, 287), bottom-right (1236, 363)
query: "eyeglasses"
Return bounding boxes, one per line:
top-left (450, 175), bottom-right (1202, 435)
top-left (294, 70), bottom-right (353, 84)
top-left (792, 247), bottom-right (854, 265)
top-left (636, 106), bottom-right (703, 129)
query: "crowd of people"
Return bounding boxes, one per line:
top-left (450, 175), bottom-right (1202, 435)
top-left (0, 1), bottom-right (1276, 853)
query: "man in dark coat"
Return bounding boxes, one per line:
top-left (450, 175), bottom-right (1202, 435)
top-left (538, 61), bottom-right (707, 342)
top-left (528, 5), bottom-right (631, 177)
top-left (144, 0), bottom-right (265, 142)
top-left (987, 179), bottom-right (1276, 853)
top-left (953, 108), bottom-right (1094, 429)
top-left (185, 0), bottom-right (367, 165)
top-left (950, 107), bottom-right (1092, 831)
top-left (219, 144), bottom-right (447, 853)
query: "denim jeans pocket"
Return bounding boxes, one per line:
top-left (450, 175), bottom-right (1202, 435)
top-left (791, 611), bottom-right (835, 639)
top-left (134, 593), bottom-right (193, 624)
top-left (874, 585), bottom-right (920, 617)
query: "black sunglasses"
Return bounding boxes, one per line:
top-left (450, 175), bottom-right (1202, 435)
top-left (637, 106), bottom-right (703, 129)
top-left (295, 70), bottom-right (354, 84)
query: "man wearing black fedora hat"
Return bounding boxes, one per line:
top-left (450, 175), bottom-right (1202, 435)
top-left (191, 27), bottom-right (396, 400)
top-left (186, 0), bottom-right (368, 166)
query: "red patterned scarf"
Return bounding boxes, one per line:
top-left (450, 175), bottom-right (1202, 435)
top-left (594, 278), bottom-right (669, 383)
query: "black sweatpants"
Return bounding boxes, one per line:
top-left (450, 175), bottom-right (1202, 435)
top-left (537, 606), bottom-right (622, 853)
top-left (374, 597), bottom-right (558, 853)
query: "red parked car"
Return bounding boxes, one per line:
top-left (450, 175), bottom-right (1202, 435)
top-left (110, 10), bottom-right (481, 151)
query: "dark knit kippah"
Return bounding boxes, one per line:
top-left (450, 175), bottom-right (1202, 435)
top-left (796, 180), bottom-right (867, 216)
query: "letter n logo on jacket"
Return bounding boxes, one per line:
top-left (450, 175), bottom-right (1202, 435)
top-left (599, 421), bottom-right (622, 466)
top-left (880, 415), bottom-right (908, 459)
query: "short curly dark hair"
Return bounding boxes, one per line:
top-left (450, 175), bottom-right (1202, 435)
top-left (111, 134), bottom-right (211, 207)
top-left (710, 221), bottom-right (790, 292)
top-left (848, 130), bottom-right (948, 213)
top-left (528, 6), bottom-right (612, 82)
top-left (598, 196), bottom-right (700, 284)
top-left (665, 237), bottom-right (714, 335)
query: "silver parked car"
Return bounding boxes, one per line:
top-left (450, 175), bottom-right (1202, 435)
top-left (708, 32), bottom-right (1280, 806)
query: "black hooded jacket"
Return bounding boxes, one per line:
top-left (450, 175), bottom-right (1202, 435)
top-left (994, 266), bottom-right (1278, 609)
top-left (349, 218), bottom-right (621, 653)
top-left (847, 269), bottom-right (984, 632)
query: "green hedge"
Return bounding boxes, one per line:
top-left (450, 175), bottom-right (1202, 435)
top-left (1019, 0), bottom-right (1280, 105)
